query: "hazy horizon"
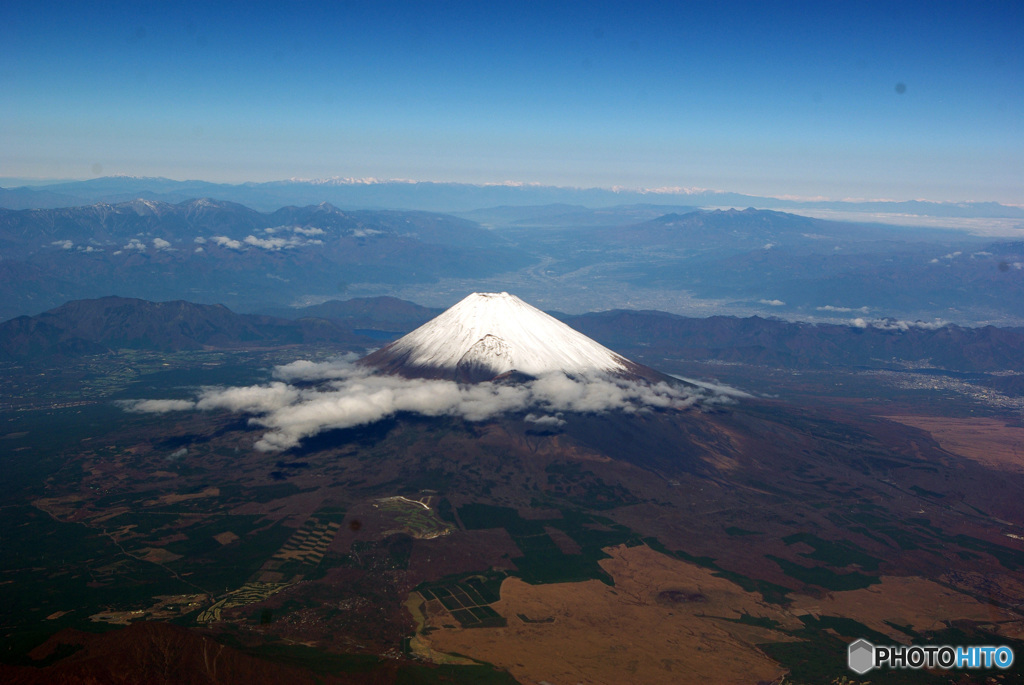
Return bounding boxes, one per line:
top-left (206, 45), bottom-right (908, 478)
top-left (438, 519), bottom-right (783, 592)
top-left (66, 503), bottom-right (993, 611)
top-left (4, 174), bottom-right (1024, 212)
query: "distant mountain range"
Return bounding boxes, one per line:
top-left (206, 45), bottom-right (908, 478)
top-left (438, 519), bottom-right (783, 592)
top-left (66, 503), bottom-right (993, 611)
top-left (6, 295), bottom-right (1024, 376)
top-left (494, 206), bottom-right (1024, 323)
top-left (0, 198), bottom-right (504, 258)
top-left (2, 196), bottom-right (1023, 326)
top-left (563, 309), bottom-right (1024, 374)
top-left (0, 198), bottom-right (529, 321)
top-left (454, 203), bottom-right (701, 227)
top-left (3, 175), bottom-right (1023, 218)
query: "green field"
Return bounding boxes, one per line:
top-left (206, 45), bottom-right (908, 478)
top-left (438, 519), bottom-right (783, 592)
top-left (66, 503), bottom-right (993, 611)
top-left (457, 503), bottom-right (641, 586)
top-left (782, 532), bottom-right (883, 571)
top-left (418, 574), bottom-right (507, 629)
top-left (376, 496), bottom-right (453, 539)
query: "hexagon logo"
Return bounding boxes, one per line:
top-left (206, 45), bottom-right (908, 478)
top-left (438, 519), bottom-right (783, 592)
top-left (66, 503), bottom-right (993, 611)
top-left (848, 639), bottom-right (875, 675)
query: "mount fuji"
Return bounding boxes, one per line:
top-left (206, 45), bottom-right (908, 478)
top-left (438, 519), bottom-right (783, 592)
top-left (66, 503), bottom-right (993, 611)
top-left (359, 292), bottom-right (669, 383)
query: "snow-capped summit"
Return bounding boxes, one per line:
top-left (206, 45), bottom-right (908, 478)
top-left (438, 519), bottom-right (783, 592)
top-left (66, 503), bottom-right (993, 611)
top-left (359, 292), bottom-right (664, 383)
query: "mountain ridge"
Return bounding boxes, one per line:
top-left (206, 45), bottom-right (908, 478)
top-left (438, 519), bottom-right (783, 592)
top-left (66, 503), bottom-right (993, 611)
top-left (0, 296), bottom-right (373, 361)
top-left (8, 294), bottom-right (1024, 377)
top-left (3, 176), bottom-right (1022, 218)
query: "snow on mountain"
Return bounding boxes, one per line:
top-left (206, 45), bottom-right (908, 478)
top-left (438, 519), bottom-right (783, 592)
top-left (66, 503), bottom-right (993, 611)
top-left (120, 293), bottom-right (705, 449)
top-left (360, 292), bottom-right (662, 382)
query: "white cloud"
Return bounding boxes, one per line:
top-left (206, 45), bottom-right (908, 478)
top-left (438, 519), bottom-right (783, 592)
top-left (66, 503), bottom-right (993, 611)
top-left (194, 236), bottom-right (207, 244)
top-left (265, 225), bottom-right (326, 236)
top-left (152, 238), bottom-right (172, 250)
top-left (850, 317), bottom-right (948, 331)
top-left (125, 358), bottom-right (724, 452)
top-left (817, 305), bottom-right (870, 313)
top-left (119, 398), bottom-right (196, 413)
top-left (211, 235), bottom-right (243, 250)
top-left (196, 381), bottom-right (301, 414)
top-left (525, 413), bottom-right (566, 427)
top-left (123, 238), bottom-right (146, 251)
top-left (759, 299), bottom-right (786, 306)
top-left (51, 239), bottom-right (73, 249)
top-left (667, 374), bottom-right (752, 398)
top-left (200, 233), bottom-right (325, 252)
top-left (273, 355), bottom-right (362, 382)
top-left (243, 234), bottom-right (322, 250)
top-left (243, 235), bottom-right (290, 250)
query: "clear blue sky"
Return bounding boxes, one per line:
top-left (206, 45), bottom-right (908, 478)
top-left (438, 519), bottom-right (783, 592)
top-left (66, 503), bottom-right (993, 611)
top-left (2, 1), bottom-right (1021, 203)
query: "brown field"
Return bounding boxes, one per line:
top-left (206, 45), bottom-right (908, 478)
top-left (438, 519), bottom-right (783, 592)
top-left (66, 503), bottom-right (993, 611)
top-left (883, 415), bottom-right (1024, 474)
top-left (417, 544), bottom-right (1024, 684)
top-left (144, 486), bottom-right (220, 506)
top-left (149, 470), bottom-right (179, 478)
top-left (213, 531), bottom-right (240, 545)
top-left (940, 569), bottom-right (1024, 632)
top-left (32, 494), bottom-right (87, 519)
top-left (134, 547), bottom-right (183, 564)
top-left (420, 544), bottom-right (795, 685)
top-left (789, 575), bottom-right (1024, 642)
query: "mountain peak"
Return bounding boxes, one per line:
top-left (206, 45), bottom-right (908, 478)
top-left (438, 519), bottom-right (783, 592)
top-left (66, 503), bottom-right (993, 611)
top-left (359, 292), bottom-right (662, 383)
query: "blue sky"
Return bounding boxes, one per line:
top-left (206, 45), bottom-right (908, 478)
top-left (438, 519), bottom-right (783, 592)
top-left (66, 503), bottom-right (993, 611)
top-left (2, 1), bottom-right (1021, 202)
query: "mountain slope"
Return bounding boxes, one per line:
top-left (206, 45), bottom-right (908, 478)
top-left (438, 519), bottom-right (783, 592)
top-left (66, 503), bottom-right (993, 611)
top-left (262, 296), bottom-right (442, 331)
